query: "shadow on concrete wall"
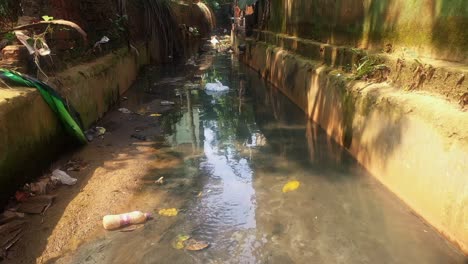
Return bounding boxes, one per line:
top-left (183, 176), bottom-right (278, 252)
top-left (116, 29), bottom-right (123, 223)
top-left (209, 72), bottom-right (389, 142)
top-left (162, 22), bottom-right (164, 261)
top-left (365, 0), bottom-right (396, 46)
top-left (364, 0), bottom-right (467, 61)
top-left (288, 0), bottom-right (366, 46)
top-left (254, 43), bottom-right (407, 173)
top-left (261, 0), bottom-right (467, 61)
top-left (430, 0), bottom-right (468, 61)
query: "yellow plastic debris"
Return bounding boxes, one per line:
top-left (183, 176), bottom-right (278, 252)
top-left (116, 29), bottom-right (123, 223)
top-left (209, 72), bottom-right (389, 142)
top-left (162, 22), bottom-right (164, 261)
top-left (158, 208), bottom-right (178, 217)
top-left (150, 113), bottom-right (162, 117)
top-left (282, 180), bottom-right (300, 193)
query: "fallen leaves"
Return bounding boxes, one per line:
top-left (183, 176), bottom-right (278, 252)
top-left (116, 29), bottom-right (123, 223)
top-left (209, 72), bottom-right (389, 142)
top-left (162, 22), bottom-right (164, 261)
top-left (64, 158), bottom-right (88, 172)
top-left (172, 235), bottom-right (209, 251)
top-left (282, 180), bottom-right (300, 193)
top-left (172, 235), bottom-right (190, 249)
top-left (158, 208), bottom-right (178, 217)
top-left (0, 219), bottom-right (25, 259)
top-left (185, 239), bottom-right (209, 251)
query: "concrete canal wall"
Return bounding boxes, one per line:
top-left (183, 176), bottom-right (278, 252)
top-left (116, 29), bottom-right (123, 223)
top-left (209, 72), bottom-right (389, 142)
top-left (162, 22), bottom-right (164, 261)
top-left (0, 46), bottom-right (150, 206)
top-left (0, 0), bottom-right (214, 208)
top-left (235, 35), bottom-right (468, 254)
top-left (237, 0), bottom-right (468, 252)
top-left (265, 0), bottom-right (468, 63)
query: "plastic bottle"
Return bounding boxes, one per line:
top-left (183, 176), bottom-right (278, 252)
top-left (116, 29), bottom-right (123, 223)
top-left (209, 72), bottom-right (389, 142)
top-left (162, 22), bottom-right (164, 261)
top-left (102, 211), bottom-right (151, 230)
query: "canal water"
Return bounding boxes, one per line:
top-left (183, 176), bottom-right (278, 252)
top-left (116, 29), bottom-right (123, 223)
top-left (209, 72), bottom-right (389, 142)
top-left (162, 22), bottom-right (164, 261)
top-left (63, 54), bottom-right (465, 264)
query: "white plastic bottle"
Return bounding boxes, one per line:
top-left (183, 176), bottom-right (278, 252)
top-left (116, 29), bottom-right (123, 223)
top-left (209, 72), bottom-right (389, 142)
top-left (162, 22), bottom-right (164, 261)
top-left (102, 211), bottom-right (151, 230)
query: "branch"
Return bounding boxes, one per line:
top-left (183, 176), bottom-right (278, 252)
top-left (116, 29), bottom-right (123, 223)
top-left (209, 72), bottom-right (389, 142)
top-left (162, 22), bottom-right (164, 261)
top-left (0, 20), bottom-right (87, 43)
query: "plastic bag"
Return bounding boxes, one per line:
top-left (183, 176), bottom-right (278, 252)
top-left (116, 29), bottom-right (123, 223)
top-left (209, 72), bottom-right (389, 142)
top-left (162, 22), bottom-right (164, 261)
top-left (94, 36), bottom-right (110, 49)
top-left (52, 169), bottom-right (77, 185)
top-left (14, 31), bottom-right (51, 56)
top-left (205, 79), bottom-right (229, 92)
top-left (14, 31), bottom-right (35, 55)
top-left (118, 108), bottom-right (132, 114)
top-left (160, 100), bottom-right (175, 106)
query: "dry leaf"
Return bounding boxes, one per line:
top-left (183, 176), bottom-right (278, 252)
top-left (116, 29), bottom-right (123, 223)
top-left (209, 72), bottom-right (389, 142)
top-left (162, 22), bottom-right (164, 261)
top-left (185, 239), bottom-right (209, 251)
top-left (172, 235), bottom-right (190, 249)
top-left (158, 208), bottom-right (178, 217)
top-left (282, 180), bottom-right (300, 193)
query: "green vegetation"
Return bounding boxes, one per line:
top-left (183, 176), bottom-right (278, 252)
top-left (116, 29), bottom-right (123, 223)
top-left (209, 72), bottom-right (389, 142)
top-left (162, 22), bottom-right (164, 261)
top-left (108, 14), bottom-right (129, 41)
top-left (237, 0), bottom-right (257, 8)
top-left (202, 67), bottom-right (223, 83)
top-left (203, 0), bottom-right (231, 10)
top-left (353, 55), bottom-right (387, 80)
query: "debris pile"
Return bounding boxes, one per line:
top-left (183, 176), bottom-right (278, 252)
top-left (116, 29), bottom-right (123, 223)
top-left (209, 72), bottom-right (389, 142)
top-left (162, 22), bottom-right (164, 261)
top-left (0, 212), bottom-right (25, 261)
top-left (0, 158), bottom-right (86, 259)
top-left (85, 126), bottom-right (106, 141)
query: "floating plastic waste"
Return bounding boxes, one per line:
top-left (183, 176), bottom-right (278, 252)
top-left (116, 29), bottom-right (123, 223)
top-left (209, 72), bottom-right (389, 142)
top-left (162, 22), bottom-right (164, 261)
top-left (205, 79), bottom-right (229, 92)
top-left (282, 180), bottom-right (300, 193)
top-left (210, 36), bottom-right (219, 45)
top-left (118, 108), bottom-right (132, 114)
top-left (102, 211), bottom-right (151, 230)
top-left (161, 100), bottom-right (175, 106)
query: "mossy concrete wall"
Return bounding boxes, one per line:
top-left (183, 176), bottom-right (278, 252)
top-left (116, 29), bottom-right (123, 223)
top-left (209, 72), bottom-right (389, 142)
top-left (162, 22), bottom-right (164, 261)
top-left (145, 2), bottom-right (215, 63)
top-left (0, 45), bottom-right (149, 207)
top-left (171, 1), bottom-right (216, 35)
top-left (265, 0), bottom-right (468, 63)
top-left (238, 37), bottom-right (468, 253)
top-left (250, 30), bottom-right (468, 103)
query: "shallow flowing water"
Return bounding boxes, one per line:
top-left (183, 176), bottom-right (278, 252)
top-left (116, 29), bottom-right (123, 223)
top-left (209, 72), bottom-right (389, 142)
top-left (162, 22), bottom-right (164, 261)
top-left (64, 54), bottom-right (465, 264)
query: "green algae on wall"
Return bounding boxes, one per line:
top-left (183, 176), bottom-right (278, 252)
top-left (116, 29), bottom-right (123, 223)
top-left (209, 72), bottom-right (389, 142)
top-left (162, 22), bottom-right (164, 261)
top-left (0, 92), bottom-right (69, 207)
top-left (263, 0), bottom-right (468, 62)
